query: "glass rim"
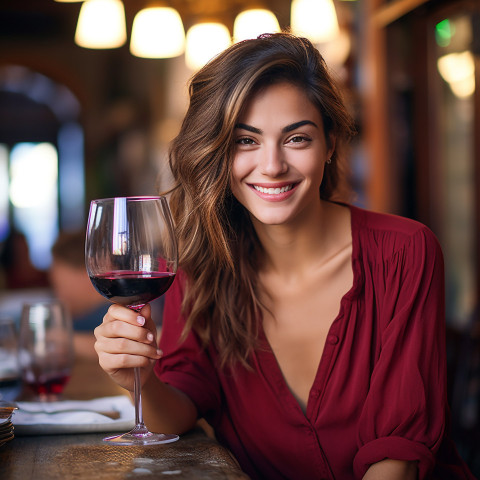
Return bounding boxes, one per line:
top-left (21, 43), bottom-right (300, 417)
top-left (90, 195), bottom-right (167, 203)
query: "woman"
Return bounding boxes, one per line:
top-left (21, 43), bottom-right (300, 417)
top-left (95, 33), bottom-right (474, 479)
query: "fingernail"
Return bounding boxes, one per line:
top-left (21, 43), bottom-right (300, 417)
top-left (156, 349), bottom-right (163, 357)
top-left (137, 315), bottom-right (145, 326)
top-left (147, 332), bottom-right (154, 342)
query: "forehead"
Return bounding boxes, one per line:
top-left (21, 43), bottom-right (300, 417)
top-left (239, 81), bottom-right (321, 123)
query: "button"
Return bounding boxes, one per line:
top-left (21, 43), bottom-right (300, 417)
top-left (327, 334), bottom-right (339, 345)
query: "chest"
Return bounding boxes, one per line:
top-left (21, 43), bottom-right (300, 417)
top-left (261, 249), bottom-right (353, 411)
top-left (217, 283), bottom-right (374, 480)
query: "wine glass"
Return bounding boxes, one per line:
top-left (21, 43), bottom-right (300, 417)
top-left (85, 196), bottom-right (179, 445)
top-left (19, 301), bottom-right (74, 401)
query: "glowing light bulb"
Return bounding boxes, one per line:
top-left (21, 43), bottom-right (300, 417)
top-left (437, 51), bottom-right (475, 98)
top-left (291, 0), bottom-right (339, 43)
top-left (185, 23), bottom-right (231, 70)
top-left (233, 9), bottom-right (280, 43)
top-left (75, 0), bottom-right (126, 49)
top-left (130, 7), bottom-right (185, 58)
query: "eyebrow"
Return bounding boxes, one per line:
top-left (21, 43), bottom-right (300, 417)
top-left (235, 120), bottom-right (318, 135)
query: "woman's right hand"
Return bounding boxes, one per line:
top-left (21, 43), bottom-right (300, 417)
top-left (94, 303), bottom-right (162, 392)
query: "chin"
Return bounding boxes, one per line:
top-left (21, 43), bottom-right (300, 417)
top-left (251, 211), bottom-right (296, 226)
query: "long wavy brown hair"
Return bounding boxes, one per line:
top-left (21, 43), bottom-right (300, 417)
top-left (166, 33), bottom-right (356, 368)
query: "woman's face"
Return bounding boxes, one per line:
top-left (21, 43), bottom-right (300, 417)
top-left (231, 82), bottom-right (334, 228)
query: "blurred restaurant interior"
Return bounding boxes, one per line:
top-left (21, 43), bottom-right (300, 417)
top-left (0, 0), bottom-right (479, 474)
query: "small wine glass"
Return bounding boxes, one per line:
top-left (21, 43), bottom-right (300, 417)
top-left (85, 196), bottom-right (178, 445)
top-left (19, 301), bottom-right (74, 401)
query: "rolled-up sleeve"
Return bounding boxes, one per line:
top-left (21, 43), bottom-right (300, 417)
top-left (153, 270), bottom-right (221, 419)
top-left (354, 227), bottom-right (447, 479)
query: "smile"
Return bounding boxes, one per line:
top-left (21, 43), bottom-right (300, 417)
top-left (253, 184), bottom-right (295, 195)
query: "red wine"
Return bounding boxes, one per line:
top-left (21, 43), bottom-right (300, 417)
top-left (90, 271), bottom-right (175, 308)
top-left (25, 374), bottom-right (70, 396)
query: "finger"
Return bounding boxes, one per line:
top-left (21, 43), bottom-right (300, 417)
top-left (97, 304), bottom-right (154, 340)
top-left (98, 351), bottom-right (153, 373)
top-left (100, 320), bottom-right (158, 349)
top-left (96, 332), bottom-right (161, 357)
top-left (104, 304), bottom-right (140, 325)
top-left (138, 304), bottom-right (158, 341)
top-left (110, 336), bottom-right (158, 357)
top-left (139, 303), bottom-right (151, 319)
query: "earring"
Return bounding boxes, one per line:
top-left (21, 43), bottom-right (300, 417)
top-left (326, 157), bottom-right (332, 164)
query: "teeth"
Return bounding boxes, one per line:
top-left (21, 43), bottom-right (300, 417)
top-left (253, 184), bottom-right (294, 194)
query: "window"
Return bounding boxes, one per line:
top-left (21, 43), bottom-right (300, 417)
top-left (0, 66), bottom-right (85, 275)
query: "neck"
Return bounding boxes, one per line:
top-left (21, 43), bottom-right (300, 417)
top-left (253, 200), bottom-right (349, 277)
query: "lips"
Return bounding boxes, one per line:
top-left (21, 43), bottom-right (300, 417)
top-left (248, 182), bottom-right (299, 201)
top-left (253, 184), bottom-right (294, 194)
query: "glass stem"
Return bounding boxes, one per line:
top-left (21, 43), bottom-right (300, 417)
top-left (129, 304), bottom-right (149, 433)
top-left (133, 367), bottom-right (145, 428)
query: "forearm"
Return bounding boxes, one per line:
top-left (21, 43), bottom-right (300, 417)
top-left (136, 371), bottom-right (198, 435)
top-left (362, 459), bottom-right (418, 480)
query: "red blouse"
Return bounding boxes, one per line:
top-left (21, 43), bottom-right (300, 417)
top-left (154, 205), bottom-right (474, 479)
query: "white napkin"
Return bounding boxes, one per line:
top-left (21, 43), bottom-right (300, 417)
top-left (14, 395), bottom-right (134, 425)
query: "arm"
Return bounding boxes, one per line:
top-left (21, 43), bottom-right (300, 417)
top-left (363, 459), bottom-right (418, 480)
top-left (354, 227), bottom-right (446, 478)
top-left (94, 303), bottom-right (198, 434)
top-left (140, 369), bottom-right (197, 434)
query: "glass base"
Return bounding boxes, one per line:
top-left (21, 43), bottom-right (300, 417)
top-left (103, 427), bottom-right (179, 445)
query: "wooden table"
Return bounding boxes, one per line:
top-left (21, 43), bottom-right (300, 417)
top-left (1, 350), bottom-right (249, 479)
top-left (1, 428), bottom-right (249, 479)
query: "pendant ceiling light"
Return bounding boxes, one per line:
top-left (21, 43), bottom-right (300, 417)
top-left (75, 0), bottom-right (127, 49)
top-left (185, 23), bottom-right (231, 71)
top-left (130, 7), bottom-right (185, 58)
top-left (291, 0), bottom-right (339, 43)
top-left (233, 9), bottom-right (280, 43)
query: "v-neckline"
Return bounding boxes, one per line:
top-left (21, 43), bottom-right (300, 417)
top-left (254, 204), bottom-right (362, 420)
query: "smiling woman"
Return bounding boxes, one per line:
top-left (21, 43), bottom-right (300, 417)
top-left (231, 82), bottom-right (334, 227)
top-left (93, 33), bottom-right (475, 480)
top-left (166, 33), bottom-right (355, 369)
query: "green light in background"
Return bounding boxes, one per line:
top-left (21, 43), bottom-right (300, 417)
top-left (435, 19), bottom-right (455, 47)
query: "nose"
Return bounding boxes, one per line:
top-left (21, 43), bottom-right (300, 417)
top-left (259, 144), bottom-right (288, 177)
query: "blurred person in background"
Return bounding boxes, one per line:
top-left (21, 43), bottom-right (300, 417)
top-left (0, 229), bottom-right (49, 290)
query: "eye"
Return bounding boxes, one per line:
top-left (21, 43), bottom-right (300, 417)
top-left (287, 135), bottom-right (311, 145)
top-left (235, 137), bottom-right (257, 145)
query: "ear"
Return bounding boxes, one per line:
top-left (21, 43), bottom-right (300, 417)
top-left (327, 134), bottom-right (336, 160)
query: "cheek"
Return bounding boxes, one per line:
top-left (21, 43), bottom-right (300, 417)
top-left (229, 166), bottom-right (241, 201)
top-left (295, 153), bottom-right (325, 178)
top-left (314, 164), bottom-right (326, 187)
top-left (230, 164), bottom-right (253, 210)
top-left (230, 154), bottom-right (250, 189)
top-left (230, 177), bottom-right (244, 204)
top-left (313, 159), bottom-right (326, 176)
